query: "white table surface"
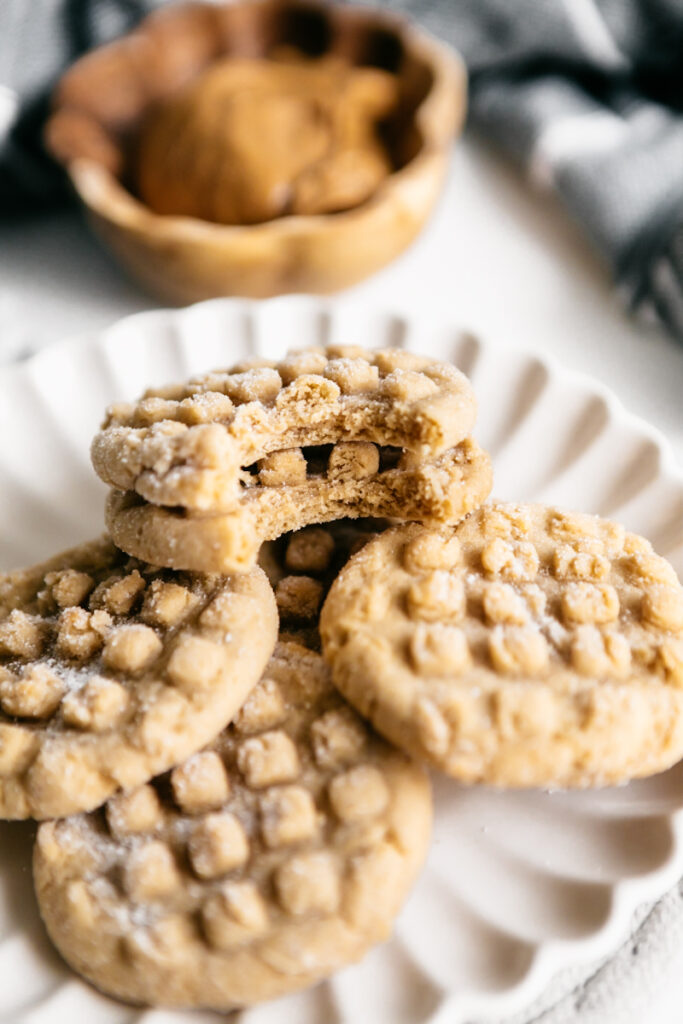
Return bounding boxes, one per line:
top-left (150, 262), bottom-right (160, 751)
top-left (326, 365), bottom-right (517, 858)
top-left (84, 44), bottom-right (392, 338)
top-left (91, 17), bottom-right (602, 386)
top-left (2, 136), bottom-right (683, 1023)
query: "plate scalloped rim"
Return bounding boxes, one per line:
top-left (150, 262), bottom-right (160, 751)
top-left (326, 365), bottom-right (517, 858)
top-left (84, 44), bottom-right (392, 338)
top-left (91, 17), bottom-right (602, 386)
top-left (1, 295), bottom-right (683, 1024)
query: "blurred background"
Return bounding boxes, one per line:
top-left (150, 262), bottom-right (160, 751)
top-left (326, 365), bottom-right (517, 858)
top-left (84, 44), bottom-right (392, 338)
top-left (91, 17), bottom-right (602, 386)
top-left (1, 2), bottom-right (682, 383)
top-left (0, 1), bottom-right (682, 435)
top-left (0, 2), bottom-right (679, 451)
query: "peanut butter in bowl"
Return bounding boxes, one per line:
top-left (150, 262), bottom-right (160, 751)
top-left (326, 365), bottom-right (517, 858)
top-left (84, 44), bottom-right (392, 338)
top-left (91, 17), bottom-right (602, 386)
top-left (136, 53), bottom-right (399, 226)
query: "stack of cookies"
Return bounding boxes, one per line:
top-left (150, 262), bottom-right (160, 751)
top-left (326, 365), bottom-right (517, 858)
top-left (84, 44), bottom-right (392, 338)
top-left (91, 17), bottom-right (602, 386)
top-left (2, 344), bottom-right (683, 1012)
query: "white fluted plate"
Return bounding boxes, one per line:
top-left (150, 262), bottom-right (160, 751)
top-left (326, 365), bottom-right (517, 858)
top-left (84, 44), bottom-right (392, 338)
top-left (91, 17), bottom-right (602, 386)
top-left (2, 297), bottom-right (683, 1024)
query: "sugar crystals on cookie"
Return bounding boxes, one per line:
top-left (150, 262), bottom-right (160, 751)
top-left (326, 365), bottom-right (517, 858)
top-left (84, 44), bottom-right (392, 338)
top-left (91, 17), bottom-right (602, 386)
top-left (33, 521), bottom-right (431, 1010)
top-left (92, 345), bottom-right (479, 509)
top-left (0, 537), bottom-right (277, 819)
top-left (93, 346), bottom-right (491, 573)
top-left (320, 502), bottom-right (683, 788)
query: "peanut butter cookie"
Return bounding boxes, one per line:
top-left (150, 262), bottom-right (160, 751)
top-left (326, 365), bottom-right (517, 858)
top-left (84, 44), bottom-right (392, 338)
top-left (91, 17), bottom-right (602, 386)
top-left (320, 502), bottom-right (683, 788)
top-left (0, 537), bottom-right (277, 819)
top-left (105, 438), bottom-right (491, 573)
top-left (34, 620), bottom-right (430, 1007)
top-left (91, 346), bottom-right (478, 511)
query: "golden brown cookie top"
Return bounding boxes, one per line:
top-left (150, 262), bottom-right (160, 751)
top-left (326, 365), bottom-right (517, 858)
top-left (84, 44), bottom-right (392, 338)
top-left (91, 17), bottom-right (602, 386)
top-left (320, 502), bottom-right (683, 787)
top-left (91, 345), bottom-right (477, 511)
top-left (136, 55), bottom-right (398, 226)
top-left (34, 639), bottom-right (431, 1006)
top-left (0, 537), bottom-right (277, 819)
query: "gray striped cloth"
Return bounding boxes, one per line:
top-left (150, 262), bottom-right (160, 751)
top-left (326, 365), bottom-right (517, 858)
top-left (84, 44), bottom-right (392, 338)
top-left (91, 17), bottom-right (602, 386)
top-left (381, 0), bottom-right (683, 342)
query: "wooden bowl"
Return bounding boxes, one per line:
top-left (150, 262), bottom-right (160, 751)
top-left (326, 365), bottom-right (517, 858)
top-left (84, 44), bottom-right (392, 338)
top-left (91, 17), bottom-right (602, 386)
top-left (46, 0), bottom-right (466, 303)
